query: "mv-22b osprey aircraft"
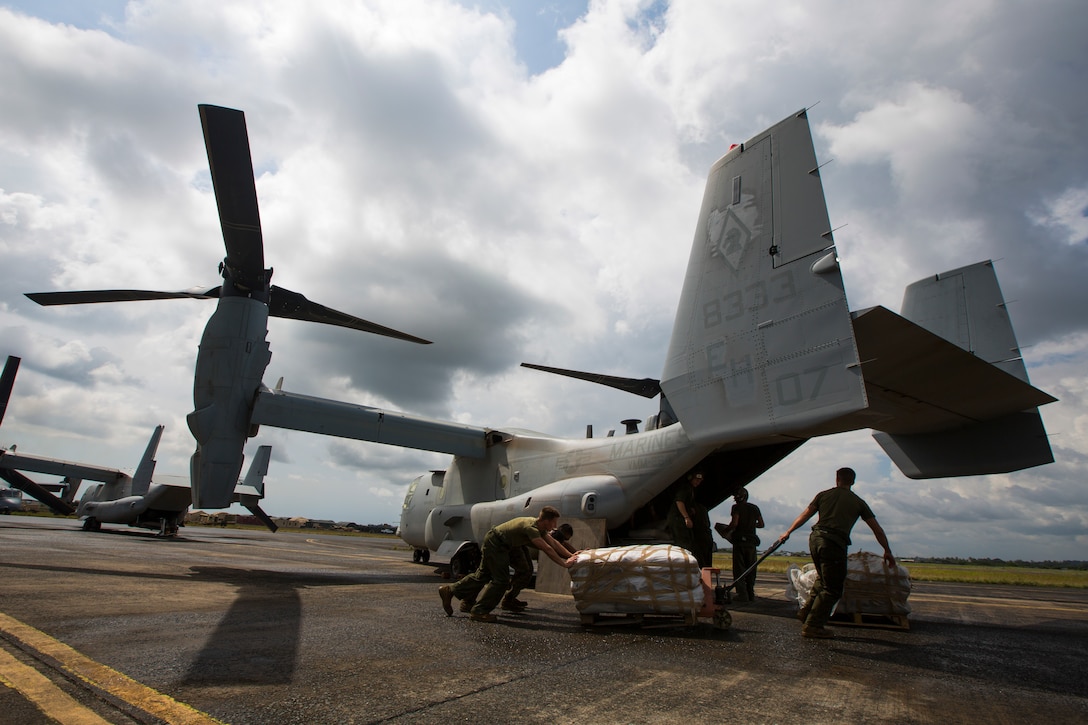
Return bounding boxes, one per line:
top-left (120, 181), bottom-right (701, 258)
top-left (27, 107), bottom-right (1055, 574)
top-left (0, 355), bottom-right (275, 535)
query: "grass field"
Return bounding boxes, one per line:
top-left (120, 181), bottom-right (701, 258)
top-left (714, 553), bottom-right (1088, 588)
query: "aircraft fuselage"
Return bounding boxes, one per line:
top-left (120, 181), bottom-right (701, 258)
top-left (399, 422), bottom-right (715, 552)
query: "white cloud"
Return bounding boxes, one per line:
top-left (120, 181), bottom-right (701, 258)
top-left (1030, 185), bottom-right (1088, 246)
top-left (1, 0), bottom-right (1086, 559)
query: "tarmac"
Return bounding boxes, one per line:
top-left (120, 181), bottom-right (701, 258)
top-left (1, 515), bottom-right (1086, 724)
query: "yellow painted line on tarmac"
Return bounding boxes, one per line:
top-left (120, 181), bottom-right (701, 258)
top-left (0, 612), bottom-right (223, 725)
top-left (0, 645), bottom-right (112, 725)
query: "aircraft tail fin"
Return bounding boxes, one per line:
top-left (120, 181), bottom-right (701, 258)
top-left (871, 261), bottom-right (1054, 477)
top-left (236, 445), bottom-right (277, 531)
top-left (660, 110), bottom-right (866, 445)
top-left (130, 425), bottom-right (164, 497)
top-left (240, 444), bottom-right (272, 497)
top-left (899, 261), bottom-right (1030, 380)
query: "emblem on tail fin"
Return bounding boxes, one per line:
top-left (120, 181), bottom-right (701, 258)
top-left (707, 207), bottom-right (754, 273)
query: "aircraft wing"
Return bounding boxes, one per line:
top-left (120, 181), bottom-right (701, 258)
top-left (250, 389), bottom-right (493, 458)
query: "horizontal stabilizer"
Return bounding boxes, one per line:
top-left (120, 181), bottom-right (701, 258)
top-left (874, 409), bottom-right (1053, 478)
top-left (852, 306), bottom-right (1056, 435)
top-left (251, 389), bottom-right (492, 458)
top-left (860, 261), bottom-right (1055, 477)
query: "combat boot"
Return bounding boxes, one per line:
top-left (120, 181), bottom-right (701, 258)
top-left (438, 585), bottom-right (454, 616)
top-left (501, 597), bottom-right (527, 612)
top-left (801, 625), bottom-right (834, 639)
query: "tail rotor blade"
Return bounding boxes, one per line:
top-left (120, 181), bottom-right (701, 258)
top-left (198, 104), bottom-right (266, 293)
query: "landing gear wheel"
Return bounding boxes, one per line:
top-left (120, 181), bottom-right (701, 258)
top-left (450, 546), bottom-right (480, 580)
top-left (82, 518), bottom-right (100, 532)
top-left (713, 609), bottom-right (733, 630)
top-left (412, 548), bottom-right (431, 564)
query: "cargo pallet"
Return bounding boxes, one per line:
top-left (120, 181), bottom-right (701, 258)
top-left (830, 611), bottom-right (910, 631)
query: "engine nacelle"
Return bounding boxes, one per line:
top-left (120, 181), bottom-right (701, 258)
top-left (188, 296), bottom-right (271, 509)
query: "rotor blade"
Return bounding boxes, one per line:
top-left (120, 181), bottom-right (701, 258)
top-left (268, 286), bottom-right (432, 344)
top-left (520, 362), bottom-right (661, 398)
top-left (199, 104), bottom-right (266, 292)
top-left (25, 287), bottom-right (221, 306)
top-left (1, 355), bottom-right (19, 427)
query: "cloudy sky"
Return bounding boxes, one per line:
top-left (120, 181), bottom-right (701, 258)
top-left (2, 0), bottom-right (1085, 561)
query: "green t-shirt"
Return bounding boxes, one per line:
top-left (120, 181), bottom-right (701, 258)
top-left (731, 502), bottom-right (763, 540)
top-left (494, 516), bottom-right (543, 548)
top-left (810, 487), bottom-right (874, 546)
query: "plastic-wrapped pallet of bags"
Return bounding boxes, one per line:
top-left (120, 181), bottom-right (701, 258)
top-left (569, 544), bottom-right (703, 617)
top-left (786, 553), bottom-right (912, 616)
top-left (838, 551), bottom-right (912, 615)
top-left (785, 562), bottom-right (818, 609)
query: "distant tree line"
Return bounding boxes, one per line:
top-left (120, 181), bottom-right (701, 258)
top-left (910, 556), bottom-right (1088, 570)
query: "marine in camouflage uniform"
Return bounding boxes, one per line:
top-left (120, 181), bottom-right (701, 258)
top-left (778, 467), bottom-right (895, 639)
top-left (439, 506), bottom-right (574, 622)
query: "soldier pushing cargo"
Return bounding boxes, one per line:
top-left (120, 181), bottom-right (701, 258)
top-left (778, 467), bottom-right (895, 639)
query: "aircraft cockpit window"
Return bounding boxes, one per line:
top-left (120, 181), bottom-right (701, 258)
top-left (402, 479), bottom-right (419, 510)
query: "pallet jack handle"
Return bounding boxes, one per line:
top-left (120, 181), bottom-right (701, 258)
top-left (723, 537), bottom-right (786, 593)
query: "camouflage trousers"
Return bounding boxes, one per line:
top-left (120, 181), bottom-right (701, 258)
top-left (449, 530), bottom-right (523, 615)
top-left (804, 531), bottom-right (848, 628)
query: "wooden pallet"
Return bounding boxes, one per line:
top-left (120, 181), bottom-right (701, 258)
top-left (579, 611), bottom-right (699, 628)
top-left (830, 611), bottom-right (910, 631)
